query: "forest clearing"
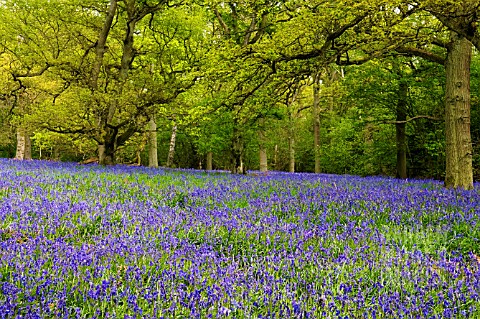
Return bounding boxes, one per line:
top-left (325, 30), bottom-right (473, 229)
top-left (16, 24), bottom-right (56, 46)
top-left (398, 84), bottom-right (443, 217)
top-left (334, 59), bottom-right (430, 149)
top-left (0, 159), bottom-right (479, 318)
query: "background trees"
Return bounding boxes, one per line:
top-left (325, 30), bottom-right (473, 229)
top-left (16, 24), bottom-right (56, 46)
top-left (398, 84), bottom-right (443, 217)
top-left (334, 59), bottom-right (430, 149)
top-left (0, 0), bottom-right (478, 189)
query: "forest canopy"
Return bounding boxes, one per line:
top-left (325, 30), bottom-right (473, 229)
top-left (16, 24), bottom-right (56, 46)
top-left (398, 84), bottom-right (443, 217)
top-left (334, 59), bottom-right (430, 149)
top-left (0, 0), bottom-right (479, 189)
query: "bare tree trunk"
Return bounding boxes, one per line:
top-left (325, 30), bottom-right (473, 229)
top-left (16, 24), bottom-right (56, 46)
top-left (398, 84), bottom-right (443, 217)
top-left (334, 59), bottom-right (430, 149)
top-left (15, 128), bottom-right (25, 160)
top-left (98, 143), bottom-right (115, 165)
top-left (135, 132), bottom-right (147, 166)
top-left (288, 136), bottom-right (295, 173)
top-left (92, 0), bottom-right (117, 166)
top-left (98, 144), bottom-right (105, 164)
top-left (24, 133), bottom-right (31, 160)
top-left (313, 72), bottom-right (321, 173)
top-left (286, 86), bottom-right (300, 174)
top-left (444, 33), bottom-right (473, 190)
top-left (326, 67), bottom-right (339, 112)
top-left (166, 123), bottom-right (177, 168)
top-left (232, 125), bottom-right (245, 174)
top-left (90, 0), bottom-right (117, 89)
top-left (53, 146), bottom-right (60, 161)
top-left (274, 144), bottom-right (278, 170)
top-left (396, 81), bottom-right (408, 179)
top-left (206, 152), bottom-right (213, 170)
top-left (92, 1), bottom-right (145, 165)
top-left (259, 143), bottom-right (268, 172)
top-left (148, 117), bottom-right (158, 168)
top-left (258, 118), bottom-right (268, 172)
top-left (15, 127), bottom-right (31, 160)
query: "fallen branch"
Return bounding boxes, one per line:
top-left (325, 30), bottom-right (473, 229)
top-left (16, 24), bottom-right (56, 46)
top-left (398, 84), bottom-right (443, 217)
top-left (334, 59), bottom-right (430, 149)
top-left (79, 157), bottom-right (98, 165)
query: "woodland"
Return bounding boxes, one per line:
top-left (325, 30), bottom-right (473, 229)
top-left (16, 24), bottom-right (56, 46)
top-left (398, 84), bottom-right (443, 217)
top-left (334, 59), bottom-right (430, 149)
top-left (0, 0), bottom-right (479, 190)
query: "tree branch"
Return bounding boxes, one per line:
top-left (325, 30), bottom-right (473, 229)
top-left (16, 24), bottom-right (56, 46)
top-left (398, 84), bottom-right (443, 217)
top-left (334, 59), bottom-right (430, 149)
top-left (213, 8), bottom-right (230, 38)
top-left (12, 63), bottom-right (50, 78)
top-left (382, 115), bottom-right (441, 124)
top-left (278, 12), bottom-right (369, 62)
top-left (395, 46), bottom-right (445, 65)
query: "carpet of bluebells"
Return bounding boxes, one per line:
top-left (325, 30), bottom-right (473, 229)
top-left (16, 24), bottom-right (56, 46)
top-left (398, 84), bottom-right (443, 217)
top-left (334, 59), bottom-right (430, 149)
top-left (0, 159), bottom-right (479, 319)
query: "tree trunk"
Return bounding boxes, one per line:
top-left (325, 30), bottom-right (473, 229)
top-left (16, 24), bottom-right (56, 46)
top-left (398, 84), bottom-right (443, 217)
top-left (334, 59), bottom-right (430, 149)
top-left (53, 146), bottom-right (60, 161)
top-left (15, 128), bottom-right (25, 160)
top-left (92, 0), bottom-right (117, 166)
top-left (25, 133), bottom-right (31, 160)
top-left (15, 127), bottom-right (31, 160)
top-left (313, 72), bottom-right (321, 173)
top-left (98, 143), bottom-right (115, 165)
top-left (136, 132), bottom-right (147, 166)
top-left (232, 148), bottom-right (244, 174)
top-left (258, 119), bottom-right (268, 172)
top-left (327, 67), bottom-right (339, 112)
top-left (274, 144), bottom-right (278, 170)
top-left (288, 136), bottom-right (295, 173)
top-left (92, 1), bottom-right (140, 166)
top-left (259, 142), bottom-right (268, 172)
top-left (90, 0), bottom-right (117, 89)
top-left (286, 86), bottom-right (300, 174)
top-left (444, 33), bottom-right (473, 190)
top-left (148, 117), bottom-right (158, 168)
top-left (232, 125), bottom-right (245, 174)
top-left (396, 81), bottom-right (408, 179)
top-left (166, 123), bottom-right (177, 168)
top-left (206, 152), bottom-right (213, 170)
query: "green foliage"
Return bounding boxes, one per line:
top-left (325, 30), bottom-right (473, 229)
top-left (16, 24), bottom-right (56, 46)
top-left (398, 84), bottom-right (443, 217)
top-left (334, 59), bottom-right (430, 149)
top-left (0, 0), bottom-right (477, 182)
top-left (339, 57), bottom-right (446, 178)
top-left (471, 53), bottom-right (480, 179)
top-left (446, 222), bottom-right (480, 255)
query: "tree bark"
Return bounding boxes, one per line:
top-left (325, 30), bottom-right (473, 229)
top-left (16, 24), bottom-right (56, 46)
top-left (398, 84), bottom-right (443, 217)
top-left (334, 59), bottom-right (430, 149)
top-left (396, 81), bottom-right (408, 179)
top-left (92, 0), bottom-right (117, 166)
top-left (258, 118), bottom-right (268, 172)
top-left (92, 1), bottom-right (148, 165)
top-left (25, 132), bottom-right (31, 160)
top-left (98, 143), bottom-right (115, 165)
top-left (90, 0), bottom-right (117, 90)
top-left (273, 144), bottom-right (278, 170)
top-left (444, 33), bottom-right (473, 190)
top-left (206, 152), bottom-right (213, 170)
top-left (313, 72), bottom-right (321, 173)
top-left (286, 86), bottom-right (300, 174)
top-left (288, 136), bottom-right (295, 173)
top-left (166, 122), bottom-right (177, 168)
top-left (53, 146), bottom-right (60, 161)
top-left (232, 125), bottom-right (245, 174)
top-left (15, 127), bottom-right (31, 160)
top-left (15, 128), bottom-right (25, 160)
top-left (259, 141), bottom-right (268, 172)
top-left (98, 144), bottom-right (105, 164)
top-left (148, 117), bottom-right (158, 168)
